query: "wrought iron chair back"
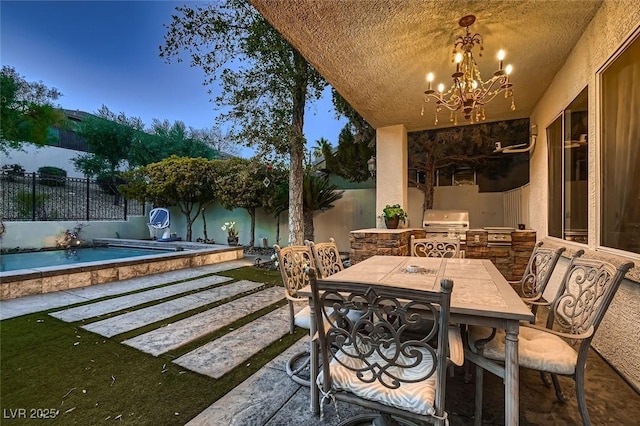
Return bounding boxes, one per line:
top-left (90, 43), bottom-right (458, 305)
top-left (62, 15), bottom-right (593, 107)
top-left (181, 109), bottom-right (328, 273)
top-left (306, 238), bottom-right (344, 278)
top-left (274, 244), bottom-right (316, 386)
top-left (518, 242), bottom-right (566, 299)
top-left (411, 235), bottom-right (461, 258)
top-left (274, 244), bottom-right (314, 304)
top-left (309, 267), bottom-right (454, 425)
top-left (548, 256), bottom-right (633, 343)
top-left (468, 254), bottom-right (634, 425)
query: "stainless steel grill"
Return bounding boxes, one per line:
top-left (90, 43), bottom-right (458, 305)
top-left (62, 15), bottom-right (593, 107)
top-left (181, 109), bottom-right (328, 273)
top-left (484, 226), bottom-right (515, 246)
top-left (422, 210), bottom-right (469, 242)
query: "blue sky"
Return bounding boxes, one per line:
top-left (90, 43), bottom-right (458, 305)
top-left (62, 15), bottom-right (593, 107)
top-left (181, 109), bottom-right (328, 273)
top-left (1, 0), bottom-right (346, 157)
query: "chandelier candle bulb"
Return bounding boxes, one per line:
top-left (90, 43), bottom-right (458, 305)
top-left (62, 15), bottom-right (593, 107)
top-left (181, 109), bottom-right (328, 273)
top-left (498, 49), bottom-right (505, 70)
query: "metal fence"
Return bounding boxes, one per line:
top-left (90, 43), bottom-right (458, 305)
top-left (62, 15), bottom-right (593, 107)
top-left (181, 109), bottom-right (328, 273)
top-left (0, 171), bottom-right (144, 221)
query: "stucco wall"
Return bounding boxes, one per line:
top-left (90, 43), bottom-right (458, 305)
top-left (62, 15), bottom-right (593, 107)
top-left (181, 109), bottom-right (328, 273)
top-left (1, 217), bottom-right (149, 250)
top-left (2, 146), bottom-right (88, 178)
top-left (528, 1), bottom-right (640, 389)
top-left (529, 0), bottom-right (640, 244)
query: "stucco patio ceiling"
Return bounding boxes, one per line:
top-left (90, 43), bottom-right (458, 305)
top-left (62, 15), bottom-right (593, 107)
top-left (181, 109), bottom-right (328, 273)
top-left (250, 0), bottom-right (602, 132)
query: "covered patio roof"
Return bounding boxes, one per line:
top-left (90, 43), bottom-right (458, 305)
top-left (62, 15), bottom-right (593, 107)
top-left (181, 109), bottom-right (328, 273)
top-left (249, 0), bottom-right (602, 132)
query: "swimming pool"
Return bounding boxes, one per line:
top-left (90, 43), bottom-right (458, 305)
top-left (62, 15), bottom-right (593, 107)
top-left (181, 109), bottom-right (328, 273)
top-left (1, 247), bottom-right (175, 272)
top-left (0, 239), bottom-right (244, 300)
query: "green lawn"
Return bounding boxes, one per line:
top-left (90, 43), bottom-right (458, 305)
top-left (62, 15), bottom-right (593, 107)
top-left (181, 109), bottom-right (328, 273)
top-left (0, 267), bottom-right (303, 424)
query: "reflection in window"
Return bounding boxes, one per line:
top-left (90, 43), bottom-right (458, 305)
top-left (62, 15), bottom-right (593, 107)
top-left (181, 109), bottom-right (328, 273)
top-left (547, 88), bottom-right (589, 244)
top-left (601, 34), bottom-right (640, 255)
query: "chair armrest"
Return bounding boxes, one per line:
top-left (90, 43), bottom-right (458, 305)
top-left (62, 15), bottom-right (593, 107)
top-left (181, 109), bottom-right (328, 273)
top-left (521, 323), bottom-right (594, 341)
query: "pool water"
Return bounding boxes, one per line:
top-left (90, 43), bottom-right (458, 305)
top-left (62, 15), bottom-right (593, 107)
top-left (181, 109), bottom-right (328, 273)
top-left (0, 247), bottom-right (173, 272)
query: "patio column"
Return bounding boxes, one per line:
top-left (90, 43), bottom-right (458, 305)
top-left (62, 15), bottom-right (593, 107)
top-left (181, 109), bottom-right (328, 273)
top-left (375, 124), bottom-right (408, 228)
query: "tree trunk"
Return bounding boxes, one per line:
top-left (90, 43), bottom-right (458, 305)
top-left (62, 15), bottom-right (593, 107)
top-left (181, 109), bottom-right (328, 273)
top-left (303, 209), bottom-right (315, 242)
top-left (202, 208), bottom-right (208, 240)
top-left (288, 50), bottom-right (308, 246)
top-left (248, 207), bottom-right (256, 248)
top-left (422, 151), bottom-right (436, 212)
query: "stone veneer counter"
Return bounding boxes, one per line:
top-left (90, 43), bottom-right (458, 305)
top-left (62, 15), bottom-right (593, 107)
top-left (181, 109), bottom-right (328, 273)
top-left (349, 228), bottom-right (536, 281)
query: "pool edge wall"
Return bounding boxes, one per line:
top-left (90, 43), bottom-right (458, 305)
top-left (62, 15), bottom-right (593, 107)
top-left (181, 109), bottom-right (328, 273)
top-left (0, 245), bottom-right (243, 300)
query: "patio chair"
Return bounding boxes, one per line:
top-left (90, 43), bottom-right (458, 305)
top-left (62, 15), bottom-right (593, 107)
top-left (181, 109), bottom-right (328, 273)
top-left (147, 207), bottom-right (171, 240)
top-left (309, 267), bottom-right (455, 426)
top-left (274, 244), bottom-right (315, 386)
top-left (466, 256), bottom-right (634, 426)
top-left (411, 235), bottom-right (461, 258)
top-left (512, 242), bottom-right (569, 322)
top-left (306, 238), bottom-right (344, 278)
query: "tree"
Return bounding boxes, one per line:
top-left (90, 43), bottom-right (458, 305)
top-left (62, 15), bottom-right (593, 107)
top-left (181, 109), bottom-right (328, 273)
top-left (319, 128), bottom-right (375, 183)
top-left (119, 156), bottom-right (217, 241)
top-left (272, 173), bottom-right (344, 242)
top-left (214, 157), bottom-right (276, 247)
top-left (319, 90), bottom-right (376, 183)
top-left (408, 119), bottom-right (530, 211)
top-left (160, 0), bottom-right (327, 245)
top-left (145, 119), bottom-right (215, 160)
top-left (189, 126), bottom-right (240, 157)
top-left (73, 115), bottom-right (133, 177)
top-left (0, 66), bottom-right (66, 153)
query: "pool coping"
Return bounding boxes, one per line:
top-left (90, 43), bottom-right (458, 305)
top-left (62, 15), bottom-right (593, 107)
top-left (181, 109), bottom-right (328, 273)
top-left (1, 239), bottom-right (243, 300)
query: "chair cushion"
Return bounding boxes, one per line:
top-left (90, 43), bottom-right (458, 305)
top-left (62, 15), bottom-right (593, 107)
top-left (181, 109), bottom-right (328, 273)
top-left (468, 326), bottom-right (578, 375)
top-left (448, 326), bottom-right (464, 367)
top-left (296, 306), bottom-right (365, 331)
top-left (318, 343), bottom-right (437, 416)
top-left (294, 305), bottom-right (312, 329)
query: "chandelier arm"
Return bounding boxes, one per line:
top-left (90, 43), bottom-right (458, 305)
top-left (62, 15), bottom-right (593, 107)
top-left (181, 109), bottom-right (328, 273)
top-left (472, 78), bottom-right (510, 106)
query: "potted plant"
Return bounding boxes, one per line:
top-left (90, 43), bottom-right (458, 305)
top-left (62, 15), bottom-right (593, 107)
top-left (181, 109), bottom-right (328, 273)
top-left (221, 221), bottom-right (239, 246)
top-left (382, 204), bottom-right (407, 229)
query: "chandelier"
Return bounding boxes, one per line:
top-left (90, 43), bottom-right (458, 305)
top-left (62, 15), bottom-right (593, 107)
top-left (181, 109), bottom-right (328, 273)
top-left (421, 15), bottom-right (515, 125)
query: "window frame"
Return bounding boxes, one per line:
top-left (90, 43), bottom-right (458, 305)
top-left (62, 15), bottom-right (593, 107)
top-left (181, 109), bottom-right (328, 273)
top-left (546, 87), bottom-right (589, 246)
top-left (596, 26), bottom-right (640, 258)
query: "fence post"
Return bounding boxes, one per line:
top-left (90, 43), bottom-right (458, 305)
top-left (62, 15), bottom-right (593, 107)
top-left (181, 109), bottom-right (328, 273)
top-left (86, 177), bottom-right (90, 221)
top-left (31, 172), bottom-right (36, 221)
top-left (124, 198), bottom-right (128, 220)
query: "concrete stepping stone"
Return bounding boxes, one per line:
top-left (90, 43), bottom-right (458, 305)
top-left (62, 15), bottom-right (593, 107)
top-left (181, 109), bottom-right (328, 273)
top-left (123, 286), bottom-right (284, 356)
top-left (49, 275), bottom-right (231, 322)
top-left (173, 305), bottom-right (290, 379)
top-left (185, 338), bottom-right (307, 425)
top-left (82, 280), bottom-right (264, 337)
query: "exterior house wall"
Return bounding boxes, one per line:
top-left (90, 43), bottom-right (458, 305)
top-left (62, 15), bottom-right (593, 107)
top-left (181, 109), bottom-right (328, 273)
top-left (528, 0), bottom-right (640, 390)
top-left (1, 146), bottom-right (87, 178)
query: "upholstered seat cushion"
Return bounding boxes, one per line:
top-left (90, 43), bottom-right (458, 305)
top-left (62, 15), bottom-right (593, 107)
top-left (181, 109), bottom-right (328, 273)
top-left (468, 326), bottom-right (578, 375)
top-left (317, 344), bottom-right (438, 416)
top-left (294, 305), bottom-right (312, 329)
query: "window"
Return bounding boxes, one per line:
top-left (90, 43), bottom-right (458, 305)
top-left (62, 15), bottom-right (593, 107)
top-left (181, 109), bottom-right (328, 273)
top-left (600, 33), bottom-right (640, 255)
top-left (547, 88), bottom-right (589, 244)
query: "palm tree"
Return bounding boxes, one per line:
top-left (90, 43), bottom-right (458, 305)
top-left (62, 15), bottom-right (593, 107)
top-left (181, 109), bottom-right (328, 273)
top-left (273, 173), bottom-right (344, 242)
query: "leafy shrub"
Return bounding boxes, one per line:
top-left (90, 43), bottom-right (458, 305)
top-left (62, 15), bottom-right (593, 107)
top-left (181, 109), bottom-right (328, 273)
top-left (38, 166), bottom-right (67, 187)
top-left (2, 164), bottom-right (25, 182)
top-left (97, 172), bottom-right (126, 195)
top-left (13, 190), bottom-right (49, 219)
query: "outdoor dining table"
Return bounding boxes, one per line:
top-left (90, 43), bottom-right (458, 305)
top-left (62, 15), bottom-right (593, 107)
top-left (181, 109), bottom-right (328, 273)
top-left (299, 255), bottom-right (534, 425)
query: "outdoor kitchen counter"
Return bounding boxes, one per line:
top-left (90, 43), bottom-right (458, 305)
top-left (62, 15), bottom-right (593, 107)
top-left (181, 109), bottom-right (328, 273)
top-left (349, 228), bottom-right (427, 264)
top-left (349, 227), bottom-right (536, 281)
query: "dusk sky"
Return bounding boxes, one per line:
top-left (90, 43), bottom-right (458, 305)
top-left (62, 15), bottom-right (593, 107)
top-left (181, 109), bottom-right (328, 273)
top-left (1, 0), bottom-right (346, 157)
